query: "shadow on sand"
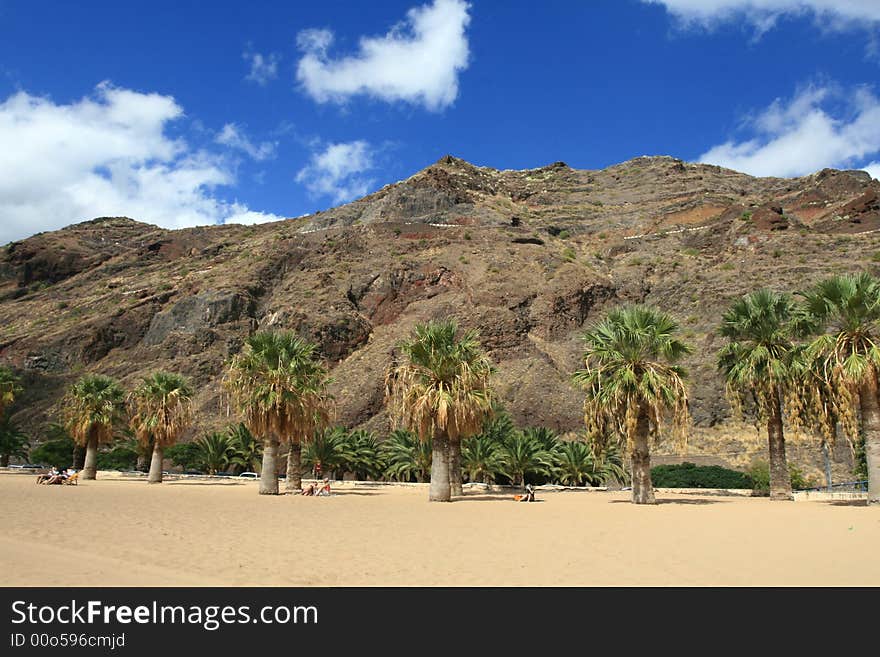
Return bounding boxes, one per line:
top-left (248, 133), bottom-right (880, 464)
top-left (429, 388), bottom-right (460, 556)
top-left (824, 499), bottom-right (868, 507)
top-left (454, 493), bottom-right (544, 503)
top-left (162, 480), bottom-right (245, 487)
top-left (610, 497), bottom-right (724, 505)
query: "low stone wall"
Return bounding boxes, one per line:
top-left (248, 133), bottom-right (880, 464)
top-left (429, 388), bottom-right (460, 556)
top-left (793, 490), bottom-right (867, 503)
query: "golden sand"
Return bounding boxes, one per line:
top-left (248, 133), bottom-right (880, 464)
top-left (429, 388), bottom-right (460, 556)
top-left (1, 472), bottom-right (877, 586)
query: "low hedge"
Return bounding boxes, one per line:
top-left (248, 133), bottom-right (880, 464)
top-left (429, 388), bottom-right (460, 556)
top-left (650, 462), bottom-right (752, 489)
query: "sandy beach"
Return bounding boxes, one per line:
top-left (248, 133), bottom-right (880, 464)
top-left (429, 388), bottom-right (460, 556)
top-left (1, 471), bottom-right (877, 587)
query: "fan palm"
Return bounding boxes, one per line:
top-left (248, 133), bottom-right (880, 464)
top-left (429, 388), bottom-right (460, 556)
top-left (0, 365), bottom-right (21, 423)
top-left (799, 273), bottom-right (880, 504)
top-left (0, 416), bottom-right (29, 467)
top-left (717, 289), bottom-right (801, 500)
top-left (195, 432), bottom-right (233, 475)
top-left (573, 305), bottom-right (691, 504)
top-left (385, 319), bottom-right (495, 501)
top-left (224, 331), bottom-right (333, 495)
top-left (227, 423), bottom-right (263, 474)
top-left (129, 371), bottom-right (194, 484)
top-left (61, 374), bottom-right (126, 480)
top-left (383, 428), bottom-right (432, 483)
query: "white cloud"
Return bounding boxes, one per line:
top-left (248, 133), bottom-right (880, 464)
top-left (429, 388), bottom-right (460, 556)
top-left (295, 141), bottom-right (375, 205)
top-left (243, 50), bottom-right (279, 85)
top-left (698, 83), bottom-right (880, 177)
top-left (215, 123), bottom-right (277, 161)
top-left (295, 0), bottom-right (471, 111)
top-left (644, 0), bottom-right (880, 33)
top-left (864, 161), bottom-right (880, 180)
top-left (0, 83), bottom-right (282, 244)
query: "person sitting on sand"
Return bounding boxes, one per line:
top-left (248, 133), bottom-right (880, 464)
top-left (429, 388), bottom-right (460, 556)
top-left (43, 469), bottom-right (66, 485)
top-left (316, 478), bottom-right (331, 496)
top-left (514, 484), bottom-right (535, 502)
top-left (36, 466), bottom-right (58, 484)
top-left (301, 482), bottom-right (317, 496)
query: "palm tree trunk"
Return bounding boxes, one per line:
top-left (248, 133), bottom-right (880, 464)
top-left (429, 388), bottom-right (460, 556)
top-left (286, 440), bottom-right (302, 493)
top-left (148, 443), bottom-right (164, 484)
top-left (259, 437), bottom-right (279, 495)
top-left (859, 378), bottom-right (880, 505)
top-left (82, 434), bottom-right (98, 480)
top-left (449, 438), bottom-right (462, 496)
top-left (73, 444), bottom-right (85, 470)
top-left (429, 432), bottom-right (451, 502)
top-left (767, 386), bottom-right (792, 500)
top-left (630, 403), bottom-right (656, 504)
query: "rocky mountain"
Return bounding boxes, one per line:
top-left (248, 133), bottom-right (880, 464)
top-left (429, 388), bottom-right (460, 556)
top-left (3, 154), bottom-right (879, 478)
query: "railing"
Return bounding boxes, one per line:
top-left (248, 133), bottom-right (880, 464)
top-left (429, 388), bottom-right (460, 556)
top-left (801, 480), bottom-right (868, 492)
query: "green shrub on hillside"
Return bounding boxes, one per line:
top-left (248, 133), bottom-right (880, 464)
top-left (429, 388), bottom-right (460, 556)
top-left (650, 462), bottom-right (752, 489)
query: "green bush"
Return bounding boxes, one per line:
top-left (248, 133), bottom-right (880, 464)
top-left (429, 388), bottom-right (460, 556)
top-left (748, 460), bottom-right (813, 493)
top-left (96, 444), bottom-right (138, 471)
top-left (650, 462), bottom-right (752, 489)
top-left (30, 437), bottom-right (75, 468)
top-left (165, 442), bottom-right (203, 470)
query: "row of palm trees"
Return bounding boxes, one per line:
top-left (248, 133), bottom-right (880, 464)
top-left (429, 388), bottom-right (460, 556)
top-left (57, 371), bottom-right (194, 483)
top-left (166, 423), bottom-right (263, 475)
top-left (574, 272), bottom-right (880, 505)
top-left (1, 271), bottom-right (879, 505)
top-left (298, 420), bottom-right (627, 488)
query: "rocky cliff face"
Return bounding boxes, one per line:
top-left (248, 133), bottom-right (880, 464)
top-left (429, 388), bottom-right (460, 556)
top-left (3, 155), bottom-right (879, 477)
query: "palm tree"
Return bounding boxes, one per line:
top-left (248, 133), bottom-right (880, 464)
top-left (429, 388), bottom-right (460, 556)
top-left (382, 428), bottom-right (432, 483)
top-left (227, 423), bottom-right (263, 474)
top-left (129, 371), bottom-right (194, 484)
top-left (339, 429), bottom-right (385, 481)
top-left (61, 374), bottom-right (126, 480)
top-left (497, 431), bottom-right (553, 487)
top-left (553, 439), bottom-right (600, 487)
top-left (196, 432), bottom-right (233, 475)
top-left (717, 289), bottom-right (801, 500)
top-left (573, 305), bottom-right (691, 504)
top-left (0, 365), bottom-right (21, 422)
top-left (385, 319), bottom-right (495, 502)
top-left (523, 426), bottom-right (561, 453)
top-left (303, 427), bottom-right (346, 479)
top-left (224, 331), bottom-right (333, 495)
top-left (799, 273), bottom-right (880, 504)
top-left (461, 433), bottom-right (502, 484)
top-left (586, 435), bottom-right (628, 485)
top-left (0, 416), bottom-right (29, 467)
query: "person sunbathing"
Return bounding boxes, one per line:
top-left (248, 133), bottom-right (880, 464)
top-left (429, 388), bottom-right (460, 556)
top-left (301, 482), bottom-right (317, 496)
top-left (316, 478), bottom-right (331, 496)
top-left (514, 484), bottom-right (535, 502)
top-left (43, 470), bottom-right (66, 485)
top-left (36, 466), bottom-right (58, 484)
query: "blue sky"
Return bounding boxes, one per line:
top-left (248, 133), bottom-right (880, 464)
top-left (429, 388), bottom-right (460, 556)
top-left (1, 0), bottom-right (880, 243)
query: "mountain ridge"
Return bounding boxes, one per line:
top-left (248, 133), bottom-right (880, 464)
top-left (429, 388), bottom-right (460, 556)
top-left (2, 154), bottom-right (879, 479)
